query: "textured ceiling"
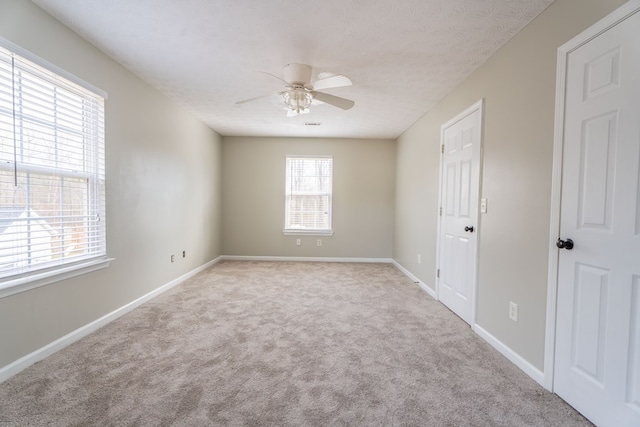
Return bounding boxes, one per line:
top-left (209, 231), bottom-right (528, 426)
top-left (32, 0), bottom-right (555, 139)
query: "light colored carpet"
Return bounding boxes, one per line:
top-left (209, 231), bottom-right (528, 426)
top-left (0, 261), bottom-right (590, 426)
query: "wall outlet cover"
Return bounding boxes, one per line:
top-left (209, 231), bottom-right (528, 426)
top-left (509, 301), bottom-right (518, 322)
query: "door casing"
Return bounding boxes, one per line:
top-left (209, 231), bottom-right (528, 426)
top-left (435, 99), bottom-right (484, 327)
top-left (545, 0), bottom-right (640, 391)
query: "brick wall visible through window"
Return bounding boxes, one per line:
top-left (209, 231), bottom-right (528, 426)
top-left (285, 156), bottom-right (332, 232)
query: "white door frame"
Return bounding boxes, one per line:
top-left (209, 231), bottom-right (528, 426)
top-left (544, 0), bottom-right (640, 391)
top-left (435, 98), bottom-right (484, 327)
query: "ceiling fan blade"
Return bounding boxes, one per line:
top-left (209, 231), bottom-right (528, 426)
top-left (312, 74), bottom-right (352, 91)
top-left (312, 91), bottom-right (355, 110)
top-left (260, 71), bottom-right (290, 86)
top-left (235, 92), bottom-right (277, 105)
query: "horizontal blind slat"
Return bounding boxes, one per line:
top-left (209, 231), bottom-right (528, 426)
top-left (285, 156), bottom-right (332, 231)
top-left (0, 43), bottom-right (106, 280)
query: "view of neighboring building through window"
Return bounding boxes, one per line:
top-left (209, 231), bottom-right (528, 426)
top-left (0, 43), bottom-right (106, 280)
top-left (285, 155), bottom-right (332, 232)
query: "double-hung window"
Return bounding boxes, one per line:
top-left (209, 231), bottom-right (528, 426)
top-left (284, 155), bottom-right (333, 234)
top-left (0, 41), bottom-right (107, 294)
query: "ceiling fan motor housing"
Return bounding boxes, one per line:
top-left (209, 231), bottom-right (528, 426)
top-left (284, 63), bottom-right (312, 85)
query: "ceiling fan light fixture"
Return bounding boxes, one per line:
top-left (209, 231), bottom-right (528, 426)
top-left (282, 88), bottom-right (312, 114)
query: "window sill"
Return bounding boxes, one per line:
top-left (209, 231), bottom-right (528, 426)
top-left (283, 230), bottom-right (334, 236)
top-left (0, 257), bottom-right (114, 299)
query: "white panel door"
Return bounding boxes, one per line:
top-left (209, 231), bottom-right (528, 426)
top-left (437, 101), bottom-right (482, 325)
top-left (554, 7), bottom-right (640, 427)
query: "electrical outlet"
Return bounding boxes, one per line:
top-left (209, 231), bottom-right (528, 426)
top-left (182, 250), bottom-right (186, 258)
top-left (296, 239), bottom-right (301, 246)
top-left (480, 198), bottom-right (488, 213)
top-left (317, 239), bottom-right (322, 247)
top-left (171, 254), bottom-right (175, 263)
top-left (509, 301), bottom-right (518, 322)
top-left (418, 254), bottom-right (421, 264)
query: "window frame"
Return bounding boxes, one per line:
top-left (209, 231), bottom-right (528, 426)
top-left (0, 37), bottom-right (111, 299)
top-left (283, 155), bottom-right (334, 236)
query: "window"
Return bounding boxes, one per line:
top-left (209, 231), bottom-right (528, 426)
top-left (0, 41), bottom-right (107, 292)
top-left (285, 155), bottom-right (333, 234)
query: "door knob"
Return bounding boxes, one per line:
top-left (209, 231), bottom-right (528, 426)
top-left (464, 226), bottom-right (474, 232)
top-left (556, 238), bottom-right (574, 250)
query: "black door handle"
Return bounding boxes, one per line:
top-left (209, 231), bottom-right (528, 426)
top-left (464, 226), bottom-right (474, 233)
top-left (556, 238), bottom-right (574, 250)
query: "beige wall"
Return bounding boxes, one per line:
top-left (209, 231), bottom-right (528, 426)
top-left (393, 0), bottom-right (626, 370)
top-left (1, 0), bottom-right (628, 380)
top-left (0, 0), bottom-right (223, 368)
top-left (222, 137), bottom-right (395, 258)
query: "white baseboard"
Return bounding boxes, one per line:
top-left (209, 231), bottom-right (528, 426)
top-left (0, 256), bottom-right (222, 383)
top-left (2, 255), bottom-right (547, 393)
top-left (391, 260), bottom-right (437, 299)
top-left (390, 261), bottom-right (546, 388)
top-left (473, 324), bottom-right (545, 387)
top-left (221, 255), bottom-right (393, 263)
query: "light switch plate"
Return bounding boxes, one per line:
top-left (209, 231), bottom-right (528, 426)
top-left (480, 198), bottom-right (488, 213)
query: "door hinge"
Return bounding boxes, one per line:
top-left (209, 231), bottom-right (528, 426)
top-left (441, 144), bottom-right (444, 154)
top-left (437, 269), bottom-right (440, 278)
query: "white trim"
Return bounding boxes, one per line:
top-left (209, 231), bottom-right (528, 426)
top-left (393, 259), bottom-right (545, 386)
top-left (435, 98), bottom-right (484, 325)
top-left (1, 254), bottom-right (548, 391)
top-left (0, 36), bottom-right (108, 99)
top-left (544, 0), bottom-right (640, 392)
top-left (544, 23), bottom-right (568, 392)
top-left (283, 230), bottom-right (334, 236)
top-left (474, 324), bottom-right (545, 387)
top-left (222, 256), bottom-right (438, 296)
top-left (284, 155), bottom-right (333, 233)
top-left (0, 257), bottom-right (114, 299)
top-left (221, 255), bottom-right (392, 263)
top-left (285, 154), bottom-right (333, 160)
top-left (391, 260), bottom-right (437, 298)
top-left (0, 256), bottom-right (222, 383)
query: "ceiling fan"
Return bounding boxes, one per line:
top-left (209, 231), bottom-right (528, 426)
top-left (235, 63), bottom-right (355, 117)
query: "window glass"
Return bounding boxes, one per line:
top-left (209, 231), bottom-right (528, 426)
top-left (0, 44), bottom-right (106, 281)
top-left (285, 156), bottom-right (332, 232)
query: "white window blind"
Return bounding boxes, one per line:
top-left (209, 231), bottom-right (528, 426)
top-left (285, 156), bottom-right (332, 232)
top-left (0, 44), bottom-right (106, 281)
